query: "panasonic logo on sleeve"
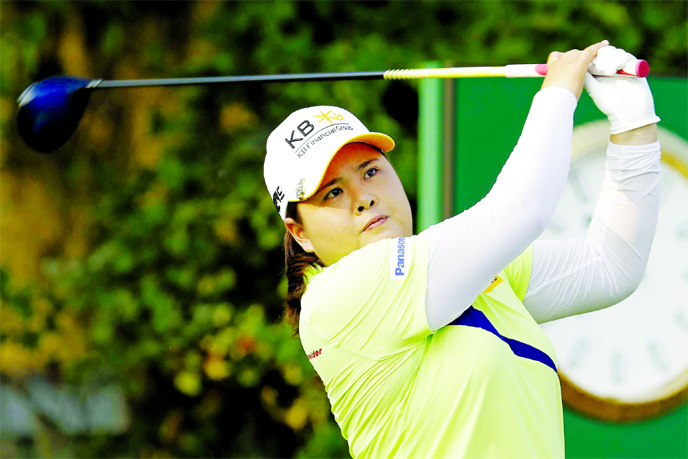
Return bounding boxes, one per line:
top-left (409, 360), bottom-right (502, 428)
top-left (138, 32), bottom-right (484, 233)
top-left (390, 237), bottom-right (409, 279)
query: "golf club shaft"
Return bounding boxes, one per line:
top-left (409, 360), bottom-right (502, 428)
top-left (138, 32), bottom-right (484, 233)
top-left (92, 71), bottom-right (387, 88)
top-left (90, 61), bottom-right (649, 89)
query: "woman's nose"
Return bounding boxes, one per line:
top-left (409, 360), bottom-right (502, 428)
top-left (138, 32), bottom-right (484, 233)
top-left (357, 198), bottom-right (375, 213)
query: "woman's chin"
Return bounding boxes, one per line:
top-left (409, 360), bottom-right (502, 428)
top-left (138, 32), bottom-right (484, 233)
top-left (363, 225), bottom-right (404, 244)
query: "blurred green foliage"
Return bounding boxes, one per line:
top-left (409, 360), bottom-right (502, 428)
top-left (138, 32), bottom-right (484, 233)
top-left (0, 1), bottom-right (686, 457)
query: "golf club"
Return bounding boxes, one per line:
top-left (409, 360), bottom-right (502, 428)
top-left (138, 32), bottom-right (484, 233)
top-left (17, 60), bottom-right (649, 153)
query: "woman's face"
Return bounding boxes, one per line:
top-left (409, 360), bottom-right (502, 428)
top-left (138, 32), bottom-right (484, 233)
top-left (285, 142), bottom-right (413, 266)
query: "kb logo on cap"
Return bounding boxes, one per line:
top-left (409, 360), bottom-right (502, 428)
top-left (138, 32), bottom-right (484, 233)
top-left (284, 110), bottom-right (346, 150)
top-left (285, 121), bottom-right (314, 150)
top-left (315, 110), bottom-right (344, 124)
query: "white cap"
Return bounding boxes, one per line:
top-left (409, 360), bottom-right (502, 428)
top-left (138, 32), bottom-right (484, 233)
top-left (264, 106), bottom-right (395, 220)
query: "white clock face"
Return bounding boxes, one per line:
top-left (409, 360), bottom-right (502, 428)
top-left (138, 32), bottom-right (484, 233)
top-left (540, 122), bottom-right (688, 403)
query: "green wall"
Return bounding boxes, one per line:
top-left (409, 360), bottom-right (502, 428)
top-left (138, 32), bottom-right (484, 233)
top-left (417, 77), bottom-right (688, 458)
top-left (451, 77), bottom-right (687, 216)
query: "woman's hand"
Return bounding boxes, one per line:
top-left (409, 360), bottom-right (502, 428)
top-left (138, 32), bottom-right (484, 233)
top-left (584, 45), bottom-right (660, 139)
top-left (541, 40), bottom-right (609, 100)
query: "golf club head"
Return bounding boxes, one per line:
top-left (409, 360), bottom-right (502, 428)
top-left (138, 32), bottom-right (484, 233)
top-left (17, 76), bottom-right (94, 153)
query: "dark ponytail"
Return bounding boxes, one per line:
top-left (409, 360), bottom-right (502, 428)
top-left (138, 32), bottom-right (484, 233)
top-left (284, 201), bottom-right (323, 335)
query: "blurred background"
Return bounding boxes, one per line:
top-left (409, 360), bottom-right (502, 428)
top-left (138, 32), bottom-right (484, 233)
top-left (1, 1), bottom-right (686, 457)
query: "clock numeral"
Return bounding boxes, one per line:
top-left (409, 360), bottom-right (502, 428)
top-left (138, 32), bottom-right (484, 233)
top-left (548, 218), bottom-right (565, 235)
top-left (675, 310), bottom-right (688, 332)
top-left (677, 219), bottom-right (688, 239)
top-left (646, 341), bottom-right (667, 372)
top-left (569, 171), bottom-right (590, 203)
top-left (611, 352), bottom-right (625, 385)
top-left (658, 173), bottom-right (673, 201)
top-left (567, 338), bottom-right (588, 369)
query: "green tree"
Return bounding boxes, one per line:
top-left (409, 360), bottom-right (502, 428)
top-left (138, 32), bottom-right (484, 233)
top-left (1, 1), bottom-right (685, 457)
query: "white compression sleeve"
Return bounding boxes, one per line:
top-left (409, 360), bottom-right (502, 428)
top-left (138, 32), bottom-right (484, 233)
top-left (423, 87), bottom-right (577, 332)
top-left (524, 141), bottom-right (661, 323)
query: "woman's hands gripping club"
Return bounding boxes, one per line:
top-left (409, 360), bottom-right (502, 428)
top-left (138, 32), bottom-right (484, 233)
top-left (540, 41), bottom-right (660, 139)
top-left (541, 40), bottom-right (610, 100)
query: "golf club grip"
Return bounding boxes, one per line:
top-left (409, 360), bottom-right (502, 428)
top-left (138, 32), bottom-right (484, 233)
top-left (504, 60), bottom-right (649, 78)
top-left (383, 60), bottom-right (649, 80)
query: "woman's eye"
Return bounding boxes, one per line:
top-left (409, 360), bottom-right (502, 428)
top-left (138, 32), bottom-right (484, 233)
top-left (365, 167), bottom-right (379, 179)
top-left (324, 188), bottom-right (342, 200)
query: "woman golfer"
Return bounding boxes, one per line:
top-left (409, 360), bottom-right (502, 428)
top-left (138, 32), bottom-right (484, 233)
top-left (264, 41), bottom-right (661, 458)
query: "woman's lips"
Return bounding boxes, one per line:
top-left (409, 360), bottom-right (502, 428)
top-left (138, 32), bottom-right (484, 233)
top-left (364, 216), bottom-right (388, 232)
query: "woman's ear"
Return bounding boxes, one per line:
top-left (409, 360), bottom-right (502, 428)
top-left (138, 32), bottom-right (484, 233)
top-left (285, 217), bottom-right (315, 253)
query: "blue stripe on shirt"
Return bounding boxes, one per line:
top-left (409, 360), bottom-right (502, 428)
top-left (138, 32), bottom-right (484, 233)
top-left (449, 306), bottom-right (557, 373)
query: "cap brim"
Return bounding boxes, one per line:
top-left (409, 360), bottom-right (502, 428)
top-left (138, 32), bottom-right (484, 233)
top-left (301, 132), bottom-right (395, 200)
top-left (346, 132), bottom-right (395, 153)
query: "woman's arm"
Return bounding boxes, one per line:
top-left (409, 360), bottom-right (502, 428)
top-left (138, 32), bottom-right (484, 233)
top-left (422, 42), bottom-right (610, 332)
top-left (525, 126), bottom-right (660, 322)
top-left (523, 47), bottom-right (662, 322)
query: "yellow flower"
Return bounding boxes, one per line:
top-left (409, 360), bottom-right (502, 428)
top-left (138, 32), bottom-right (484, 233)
top-left (38, 332), bottom-right (62, 360)
top-left (33, 297), bottom-right (54, 316)
top-left (219, 103), bottom-right (258, 134)
top-left (284, 399), bottom-right (308, 431)
top-left (261, 386), bottom-right (278, 407)
top-left (212, 304), bottom-right (232, 327)
top-left (0, 306), bottom-right (24, 336)
top-left (203, 355), bottom-right (231, 381)
top-left (27, 312), bottom-right (46, 334)
top-left (282, 364), bottom-right (303, 386)
top-left (213, 216), bottom-right (239, 246)
top-left (0, 341), bottom-right (31, 377)
top-left (174, 371), bottom-right (202, 397)
top-left (56, 310), bottom-right (79, 332)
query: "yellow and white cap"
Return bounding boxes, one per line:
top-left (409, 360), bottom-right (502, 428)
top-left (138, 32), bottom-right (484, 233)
top-left (264, 106), bottom-right (395, 220)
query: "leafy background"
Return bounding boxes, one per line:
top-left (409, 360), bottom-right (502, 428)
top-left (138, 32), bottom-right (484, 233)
top-left (0, 1), bottom-right (686, 457)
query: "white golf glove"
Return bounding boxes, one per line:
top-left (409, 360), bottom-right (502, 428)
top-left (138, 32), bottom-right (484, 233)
top-left (584, 46), bottom-right (660, 134)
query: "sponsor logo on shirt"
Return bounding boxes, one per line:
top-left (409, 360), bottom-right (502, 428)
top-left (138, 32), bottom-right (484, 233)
top-left (307, 348), bottom-right (323, 360)
top-left (390, 237), bottom-right (408, 279)
top-left (483, 275), bottom-right (503, 293)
